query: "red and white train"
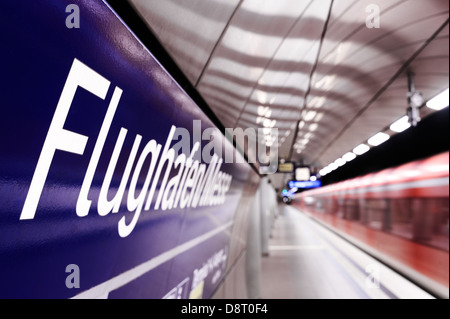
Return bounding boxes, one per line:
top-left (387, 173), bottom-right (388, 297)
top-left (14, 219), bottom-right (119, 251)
top-left (295, 152), bottom-right (449, 298)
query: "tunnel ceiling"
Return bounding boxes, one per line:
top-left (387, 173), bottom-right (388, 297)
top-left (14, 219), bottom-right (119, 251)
top-left (128, 0), bottom-right (449, 171)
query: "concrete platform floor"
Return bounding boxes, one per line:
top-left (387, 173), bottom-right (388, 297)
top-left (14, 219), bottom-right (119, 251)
top-left (260, 205), bottom-right (434, 299)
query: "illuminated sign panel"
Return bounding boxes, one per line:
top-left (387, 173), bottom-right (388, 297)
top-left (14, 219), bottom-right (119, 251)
top-left (289, 180), bottom-right (322, 189)
top-left (277, 162), bottom-right (294, 173)
top-left (295, 167), bottom-right (311, 181)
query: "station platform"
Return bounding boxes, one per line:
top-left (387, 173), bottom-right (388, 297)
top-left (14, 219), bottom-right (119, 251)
top-left (260, 206), bottom-right (435, 299)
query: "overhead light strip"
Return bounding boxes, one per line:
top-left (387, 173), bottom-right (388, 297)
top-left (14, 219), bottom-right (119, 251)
top-left (426, 88), bottom-right (449, 111)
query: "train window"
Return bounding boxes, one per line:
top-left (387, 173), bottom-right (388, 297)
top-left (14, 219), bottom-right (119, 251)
top-left (337, 198), bottom-right (344, 218)
top-left (364, 199), bottom-right (390, 231)
top-left (325, 198), bottom-right (338, 215)
top-left (303, 196), bottom-right (315, 210)
top-left (315, 197), bottom-right (325, 213)
top-left (388, 198), bottom-right (449, 251)
top-left (343, 199), bottom-right (359, 221)
top-left (390, 199), bottom-right (414, 240)
top-left (358, 199), bottom-right (368, 225)
top-left (411, 198), bottom-right (449, 251)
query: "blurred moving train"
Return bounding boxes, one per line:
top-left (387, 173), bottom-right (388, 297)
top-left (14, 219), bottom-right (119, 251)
top-left (295, 152), bottom-right (449, 298)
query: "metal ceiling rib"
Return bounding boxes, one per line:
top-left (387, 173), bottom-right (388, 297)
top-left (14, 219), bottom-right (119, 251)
top-left (318, 20), bottom-right (449, 165)
top-left (308, 12), bottom-right (449, 167)
top-left (129, 0), bottom-right (449, 170)
top-left (129, 0), bottom-right (241, 84)
top-left (198, 0), bottom-right (319, 132)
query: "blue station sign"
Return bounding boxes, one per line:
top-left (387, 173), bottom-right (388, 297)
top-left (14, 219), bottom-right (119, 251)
top-left (0, 0), bottom-right (253, 298)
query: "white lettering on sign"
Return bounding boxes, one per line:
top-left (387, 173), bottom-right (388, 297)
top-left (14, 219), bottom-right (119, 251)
top-left (20, 58), bottom-right (233, 238)
top-left (191, 247), bottom-right (227, 292)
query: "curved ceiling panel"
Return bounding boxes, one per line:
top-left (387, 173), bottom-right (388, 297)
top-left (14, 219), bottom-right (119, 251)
top-left (130, 0), bottom-right (241, 84)
top-left (129, 0), bottom-right (449, 172)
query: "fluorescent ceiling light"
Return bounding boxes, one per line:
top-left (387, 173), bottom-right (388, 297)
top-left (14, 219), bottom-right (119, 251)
top-left (303, 110), bottom-right (317, 122)
top-left (390, 116), bottom-right (411, 133)
top-left (342, 152), bottom-right (357, 162)
top-left (320, 166), bottom-right (332, 176)
top-left (299, 139), bottom-right (309, 145)
top-left (314, 113), bottom-right (324, 122)
top-left (368, 132), bottom-right (390, 146)
top-left (309, 123), bottom-right (318, 132)
top-left (334, 158), bottom-right (346, 167)
top-left (353, 144), bottom-right (370, 155)
top-left (427, 88), bottom-right (449, 110)
top-left (329, 162), bottom-right (338, 171)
